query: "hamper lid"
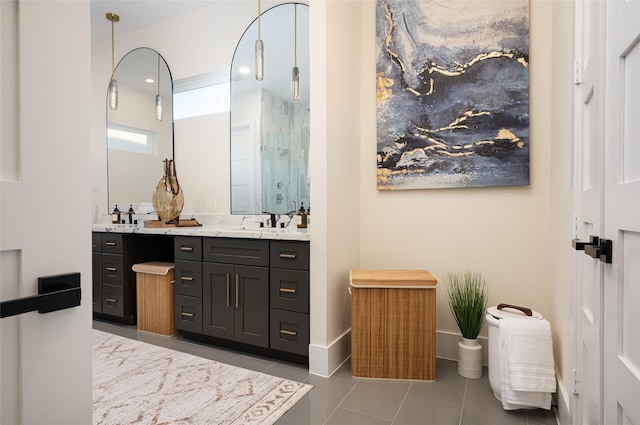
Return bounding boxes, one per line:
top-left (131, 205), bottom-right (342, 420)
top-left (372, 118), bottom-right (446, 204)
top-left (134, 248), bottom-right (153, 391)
top-left (350, 269), bottom-right (438, 289)
top-left (132, 262), bottom-right (175, 276)
top-left (487, 304), bottom-right (543, 320)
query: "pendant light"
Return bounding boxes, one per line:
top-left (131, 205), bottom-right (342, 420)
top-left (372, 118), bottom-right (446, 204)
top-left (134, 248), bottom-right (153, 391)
top-left (155, 54), bottom-right (163, 121)
top-left (291, 4), bottom-right (300, 101)
top-left (255, 0), bottom-right (264, 80)
top-left (106, 13), bottom-right (120, 110)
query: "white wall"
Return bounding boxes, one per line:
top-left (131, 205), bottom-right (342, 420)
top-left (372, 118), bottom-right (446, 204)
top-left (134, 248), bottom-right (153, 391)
top-left (308, 0), bottom-right (362, 376)
top-left (175, 112), bottom-right (230, 215)
top-left (549, 1), bottom-right (575, 421)
top-left (311, 0), bottom-right (575, 393)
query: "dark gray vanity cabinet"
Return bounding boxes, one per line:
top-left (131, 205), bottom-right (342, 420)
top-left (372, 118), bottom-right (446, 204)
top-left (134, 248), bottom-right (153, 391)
top-left (202, 238), bottom-right (270, 348)
top-left (174, 237), bottom-right (203, 333)
top-left (93, 233), bottom-right (128, 319)
top-left (269, 241), bottom-right (310, 356)
top-left (92, 232), bottom-right (173, 324)
top-left (91, 234), bottom-right (102, 313)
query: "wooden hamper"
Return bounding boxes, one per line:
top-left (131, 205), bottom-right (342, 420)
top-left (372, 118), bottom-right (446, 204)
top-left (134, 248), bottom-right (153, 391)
top-left (350, 269), bottom-right (438, 381)
top-left (134, 262), bottom-right (176, 336)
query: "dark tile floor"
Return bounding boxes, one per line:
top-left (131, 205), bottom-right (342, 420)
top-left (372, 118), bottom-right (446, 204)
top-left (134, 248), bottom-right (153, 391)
top-left (93, 320), bottom-right (558, 425)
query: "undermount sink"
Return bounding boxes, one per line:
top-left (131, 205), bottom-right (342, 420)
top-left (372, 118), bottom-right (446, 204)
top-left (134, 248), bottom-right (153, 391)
top-left (232, 225), bottom-right (300, 233)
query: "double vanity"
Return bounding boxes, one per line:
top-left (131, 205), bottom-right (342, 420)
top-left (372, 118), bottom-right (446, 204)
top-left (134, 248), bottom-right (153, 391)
top-left (96, 3), bottom-right (312, 363)
top-left (92, 222), bottom-right (310, 362)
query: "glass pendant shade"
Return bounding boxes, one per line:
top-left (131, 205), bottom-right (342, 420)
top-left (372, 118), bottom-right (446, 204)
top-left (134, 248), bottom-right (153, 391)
top-left (255, 39), bottom-right (264, 81)
top-left (108, 78), bottom-right (118, 110)
top-left (155, 94), bottom-right (163, 121)
top-left (292, 66), bottom-right (300, 101)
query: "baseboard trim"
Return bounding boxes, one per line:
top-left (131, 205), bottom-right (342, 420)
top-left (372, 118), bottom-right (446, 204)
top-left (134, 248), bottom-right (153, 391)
top-left (436, 330), bottom-right (489, 365)
top-left (554, 372), bottom-right (571, 425)
top-left (308, 329), bottom-right (491, 377)
top-left (308, 329), bottom-right (351, 377)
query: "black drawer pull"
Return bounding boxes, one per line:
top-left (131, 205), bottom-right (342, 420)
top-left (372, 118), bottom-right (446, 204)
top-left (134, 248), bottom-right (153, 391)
top-left (279, 288), bottom-right (297, 294)
top-left (226, 274), bottom-right (231, 307)
top-left (105, 242), bottom-right (117, 247)
top-left (180, 276), bottom-right (194, 281)
top-left (181, 312), bottom-right (195, 317)
top-left (280, 329), bottom-right (297, 336)
top-left (106, 267), bottom-right (118, 272)
top-left (106, 298), bottom-right (117, 303)
top-left (279, 253), bottom-right (297, 260)
top-left (180, 246), bottom-right (194, 252)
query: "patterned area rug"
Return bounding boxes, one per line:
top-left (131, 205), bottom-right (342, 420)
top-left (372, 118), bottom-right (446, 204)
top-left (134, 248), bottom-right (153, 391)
top-left (93, 330), bottom-right (312, 425)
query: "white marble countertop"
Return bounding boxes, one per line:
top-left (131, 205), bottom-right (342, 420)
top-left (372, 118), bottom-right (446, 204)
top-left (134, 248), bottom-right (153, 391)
top-left (92, 222), bottom-right (310, 241)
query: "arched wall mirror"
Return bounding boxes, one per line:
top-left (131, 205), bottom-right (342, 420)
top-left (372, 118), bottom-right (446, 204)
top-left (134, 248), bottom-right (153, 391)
top-left (107, 47), bottom-right (174, 213)
top-left (230, 3), bottom-right (310, 215)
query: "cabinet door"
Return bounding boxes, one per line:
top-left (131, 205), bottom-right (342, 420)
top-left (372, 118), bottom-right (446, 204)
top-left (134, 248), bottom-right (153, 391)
top-left (234, 265), bottom-right (269, 348)
top-left (92, 252), bottom-right (102, 313)
top-left (202, 262), bottom-right (235, 340)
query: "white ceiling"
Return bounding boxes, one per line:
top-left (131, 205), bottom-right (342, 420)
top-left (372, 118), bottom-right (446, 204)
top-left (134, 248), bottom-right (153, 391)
top-left (91, 1), bottom-right (217, 44)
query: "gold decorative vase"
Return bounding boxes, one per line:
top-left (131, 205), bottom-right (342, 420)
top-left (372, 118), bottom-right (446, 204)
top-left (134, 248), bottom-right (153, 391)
top-left (152, 159), bottom-right (184, 224)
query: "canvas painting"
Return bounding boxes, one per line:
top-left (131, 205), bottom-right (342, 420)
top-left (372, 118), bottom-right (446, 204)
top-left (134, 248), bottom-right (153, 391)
top-left (376, 0), bottom-right (530, 190)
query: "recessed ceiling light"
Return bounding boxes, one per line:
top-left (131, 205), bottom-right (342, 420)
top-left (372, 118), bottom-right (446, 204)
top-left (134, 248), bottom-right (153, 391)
top-left (239, 66), bottom-right (250, 75)
top-left (145, 78), bottom-right (155, 84)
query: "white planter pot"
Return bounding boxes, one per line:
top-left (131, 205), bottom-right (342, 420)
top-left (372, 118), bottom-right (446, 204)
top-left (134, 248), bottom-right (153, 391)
top-left (458, 337), bottom-right (483, 379)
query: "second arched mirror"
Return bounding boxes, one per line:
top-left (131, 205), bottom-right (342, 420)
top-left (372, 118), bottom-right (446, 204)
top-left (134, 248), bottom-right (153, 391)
top-left (230, 3), bottom-right (310, 215)
top-left (107, 47), bottom-right (174, 214)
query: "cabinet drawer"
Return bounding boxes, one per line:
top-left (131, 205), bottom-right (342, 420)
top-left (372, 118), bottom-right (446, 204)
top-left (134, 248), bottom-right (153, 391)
top-left (270, 269), bottom-right (309, 313)
top-left (92, 233), bottom-right (101, 253)
top-left (174, 260), bottom-right (202, 297)
top-left (270, 309), bottom-right (309, 356)
top-left (102, 284), bottom-right (124, 317)
top-left (101, 233), bottom-right (123, 255)
top-left (101, 254), bottom-right (124, 286)
top-left (203, 238), bottom-right (268, 266)
top-left (174, 237), bottom-right (202, 262)
top-left (175, 295), bottom-right (202, 333)
top-left (92, 253), bottom-right (102, 313)
top-left (270, 241), bottom-right (309, 270)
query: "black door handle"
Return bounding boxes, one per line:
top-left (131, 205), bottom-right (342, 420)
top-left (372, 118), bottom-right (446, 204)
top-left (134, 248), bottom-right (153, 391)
top-left (585, 238), bottom-right (613, 264)
top-left (572, 235), bottom-right (599, 250)
top-left (0, 273), bottom-right (81, 319)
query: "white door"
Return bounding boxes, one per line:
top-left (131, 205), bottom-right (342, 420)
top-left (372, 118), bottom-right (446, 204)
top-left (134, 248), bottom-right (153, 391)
top-left (603, 1), bottom-right (640, 424)
top-left (573, 1), bottom-right (606, 423)
top-left (1, 1), bottom-right (92, 424)
top-left (231, 124), bottom-right (258, 214)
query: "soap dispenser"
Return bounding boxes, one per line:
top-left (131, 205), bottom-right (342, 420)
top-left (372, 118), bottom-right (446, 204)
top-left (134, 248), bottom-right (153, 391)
top-left (127, 205), bottom-right (135, 224)
top-left (111, 205), bottom-right (121, 224)
top-left (297, 202), bottom-right (308, 229)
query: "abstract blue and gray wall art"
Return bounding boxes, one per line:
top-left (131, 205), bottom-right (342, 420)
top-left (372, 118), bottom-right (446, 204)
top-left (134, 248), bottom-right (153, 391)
top-left (376, 0), bottom-right (530, 189)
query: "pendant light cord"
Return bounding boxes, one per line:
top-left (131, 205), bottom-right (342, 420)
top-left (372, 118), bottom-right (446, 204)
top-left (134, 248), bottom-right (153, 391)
top-left (258, 0), bottom-right (261, 41)
top-left (111, 19), bottom-right (115, 79)
top-left (294, 4), bottom-right (297, 67)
